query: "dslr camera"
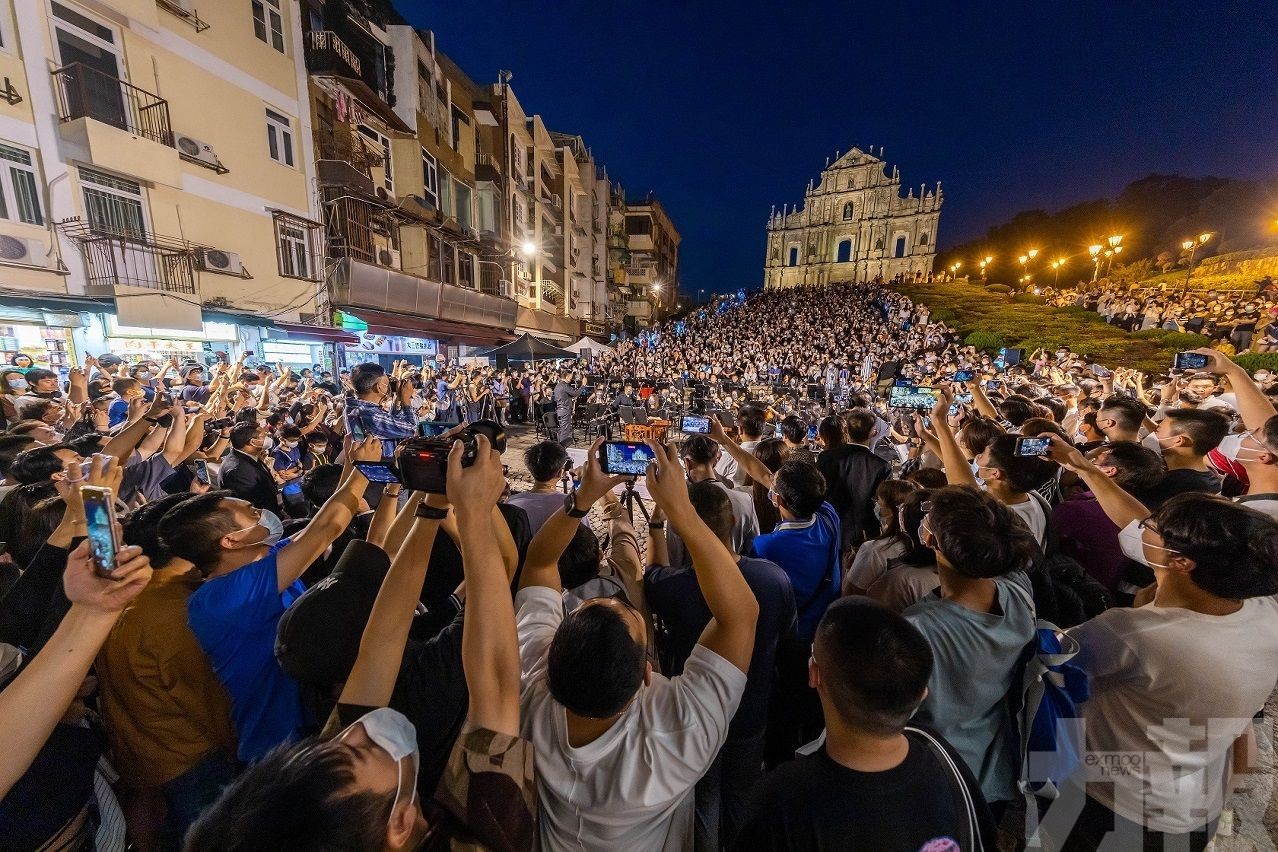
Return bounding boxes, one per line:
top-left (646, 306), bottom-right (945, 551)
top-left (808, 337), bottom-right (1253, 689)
top-left (395, 419), bottom-right (507, 493)
top-left (206, 417), bottom-right (235, 430)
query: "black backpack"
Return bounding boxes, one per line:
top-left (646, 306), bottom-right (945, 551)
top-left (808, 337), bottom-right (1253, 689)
top-left (1025, 493), bottom-right (1112, 628)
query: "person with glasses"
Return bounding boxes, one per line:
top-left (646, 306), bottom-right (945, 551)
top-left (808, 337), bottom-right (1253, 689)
top-left (1042, 433), bottom-right (1278, 851)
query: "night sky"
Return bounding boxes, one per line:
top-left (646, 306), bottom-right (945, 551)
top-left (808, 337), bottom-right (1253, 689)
top-left (397, 0), bottom-right (1278, 297)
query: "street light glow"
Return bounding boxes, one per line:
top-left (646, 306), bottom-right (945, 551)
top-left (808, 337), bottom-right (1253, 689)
top-left (1198, 232), bottom-right (1213, 244)
top-left (1108, 235), bottom-right (1123, 248)
top-left (1027, 248), bottom-right (1039, 260)
top-left (1088, 244), bottom-right (1102, 257)
top-left (1182, 240), bottom-right (1195, 251)
top-left (520, 240), bottom-right (537, 257)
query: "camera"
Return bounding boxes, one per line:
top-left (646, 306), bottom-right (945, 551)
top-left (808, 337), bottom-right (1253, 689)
top-left (206, 417), bottom-right (235, 430)
top-left (395, 419), bottom-right (507, 493)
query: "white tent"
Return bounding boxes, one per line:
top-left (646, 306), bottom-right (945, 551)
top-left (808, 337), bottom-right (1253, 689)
top-left (565, 335), bottom-right (612, 355)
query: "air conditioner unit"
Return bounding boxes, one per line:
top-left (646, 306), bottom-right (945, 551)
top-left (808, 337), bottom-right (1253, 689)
top-left (375, 186), bottom-right (396, 203)
top-left (174, 133), bottom-right (220, 168)
top-left (0, 234), bottom-right (52, 268)
top-left (498, 279), bottom-right (511, 297)
top-left (198, 248), bottom-right (244, 276)
top-left (463, 226), bottom-right (479, 240)
top-left (378, 247), bottom-right (401, 267)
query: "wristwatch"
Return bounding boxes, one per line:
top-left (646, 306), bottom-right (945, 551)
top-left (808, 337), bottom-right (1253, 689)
top-left (564, 492), bottom-right (589, 518)
top-left (415, 503), bottom-right (448, 520)
top-left (648, 522), bottom-right (666, 531)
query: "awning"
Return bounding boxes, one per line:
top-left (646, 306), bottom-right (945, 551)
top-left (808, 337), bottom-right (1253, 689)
top-left (273, 321), bottom-right (360, 345)
top-left (344, 308), bottom-right (515, 348)
top-left (202, 309), bottom-right (276, 328)
top-left (474, 332), bottom-right (577, 361)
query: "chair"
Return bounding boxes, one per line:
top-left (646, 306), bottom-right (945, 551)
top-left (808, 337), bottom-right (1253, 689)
top-left (618, 405), bottom-right (638, 425)
top-left (541, 410), bottom-right (559, 439)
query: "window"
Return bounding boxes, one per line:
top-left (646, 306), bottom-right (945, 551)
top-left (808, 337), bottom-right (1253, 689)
top-left (919, 232), bottom-right (929, 246)
top-left (439, 169), bottom-right (453, 218)
top-left (894, 236), bottom-right (907, 258)
top-left (440, 238), bottom-right (455, 284)
top-left (266, 108), bottom-right (294, 166)
top-left (274, 214), bottom-right (321, 280)
top-left (458, 251), bottom-right (475, 288)
top-left (80, 167), bottom-right (144, 237)
top-left (0, 144), bottom-right (43, 225)
top-left (836, 239), bottom-right (852, 264)
top-left (252, 0), bottom-right (284, 53)
top-left (420, 149), bottom-right (438, 207)
top-left (426, 232), bottom-right (442, 282)
top-left (454, 182), bottom-right (472, 230)
top-left (842, 202), bottom-right (853, 221)
top-left (787, 246), bottom-right (799, 267)
top-left (358, 125), bottom-right (393, 192)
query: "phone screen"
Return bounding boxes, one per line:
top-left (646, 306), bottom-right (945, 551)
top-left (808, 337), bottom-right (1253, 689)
top-left (353, 461), bottom-right (402, 483)
top-left (349, 419), bottom-right (366, 441)
top-left (1015, 437), bottom-right (1052, 457)
top-left (601, 441), bottom-right (656, 476)
top-left (1174, 352), bottom-right (1209, 371)
top-left (954, 369), bottom-right (975, 382)
top-left (807, 425), bottom-right (817, 441)
top-left (416, 420), bottom-right (449, 438)
top-left (888, 385), bottom-right (941, 410)
top-left (680, 415), bottom-right (711, 434)
top-left (81, 485), bottom-right (119, 576)
top-left (195, 459), bottom-right (210, 484)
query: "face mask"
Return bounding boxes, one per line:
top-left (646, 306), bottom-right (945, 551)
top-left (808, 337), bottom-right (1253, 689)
top-left (136, 370), bottom-right (151, 380)
top-left (7, 378), bottom-right (26, 391)
top-left (228, 509), bottom-right (285, 549)
top-left (339, 707), bottom-right (420, 816)
top-left (1117, 519), bottom-right (1180, 569)
top-left (1219, 431), bottom-right (1270, 464)
top-left (261, 436), bottom-right (275, 452)
top-left (873, 502), bottom-right (885, 525)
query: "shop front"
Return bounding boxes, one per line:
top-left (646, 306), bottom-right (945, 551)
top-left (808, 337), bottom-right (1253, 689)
top-left (0, 304), bottom-right (85, 375)
top-left (341, 328), bottom-right (439, 371)
top-left (103, 316), bottom-right (241, 366)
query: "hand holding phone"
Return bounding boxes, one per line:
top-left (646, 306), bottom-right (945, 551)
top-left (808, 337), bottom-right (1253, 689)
top-left (1013, 436), bottom-right (1052, 457)
top-left (81, 484), bottom-right (122, 577)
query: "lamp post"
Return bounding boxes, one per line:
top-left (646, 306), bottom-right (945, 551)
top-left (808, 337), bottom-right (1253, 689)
top-left (1105, 234), bottom-right (1123, 278)
top-left (1088, 244), bottom-right (1103, 281)
top-left (949, 261), bottom-right (962, 281)
top-left (651, 281), bottom-right (664, 324)
top-left (1051, 258), bottom-right (1065, 286)
top-left (1182, 232), bottom-right (1213, 286)
top-left (979, 259), bottom-right (988, 282)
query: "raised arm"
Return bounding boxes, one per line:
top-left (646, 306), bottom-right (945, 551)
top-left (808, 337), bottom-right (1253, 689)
top-left (646, 441), bottom-right (758, 674)
top-left (1045, 434), bottom-right (1149, 530)
top-left (1195, 348), bottom-right (1276, 431)
top-left (930, 387), bottom-right (980, 488)
top-left (102, 394), bottom-right (167, 461)
top-left (969, 380), bottom-right (999, 421)
top-left (709, 417), bottom-right (774, 488)
top-left (0, 540), bottom-right (151, 799)
top-left (448, 436), bottom-right (521, 735)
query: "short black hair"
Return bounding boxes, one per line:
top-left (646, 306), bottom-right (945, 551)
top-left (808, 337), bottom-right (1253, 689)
top-left (737, 406), bottom-right (766, 439)
top-left (524, 440), bottom-right (569, 483)
top-left (185, 739), bottom-right (392, 852)
top-left (1154, 493), bottom-right (1278, 599)
top-left (843, 409), bottom-right (877, 444)
top-left (349, 363), bottom-right (386, 395)
top-left (23, 367), bottom-right (56, 385)
top-left (985, 434), bottom-right (1057, 494)
top-left (230, 422), bottom-right (260, 450)
top-left (958, 417), bottom-right (1003, 458)
top-left (1094, 441), bottom-right (1165, 493)
top-left (817, 415), bottom-right (845, 448)
top-left (559, 524), bottom-right (603, 589)
top-left (158, 491), bottom-right (240, 571)
top-left (1099, 395), bottom-right (1148, 432)
top-left (998, 395), bottom-right (1039, 428)
top-left (773, 460), bottom-right (826, 518)
top-left (302, 464), bottom-right (343, 510)
top-left (124, 492), bottom-right (195, 566)
top-left (926, 485), bottom-right (1039, 578)
top-left (689, 479), bottom-right (735, 542)
top-left (547, 603), bottom-right (645, 717)
top-left (779, 416), bottom-right (807, 445)
top-left (9, 443), bottom-right (75, 485)
top-left (814, 598), bottom-right (933, 735)
top-left (1164, 408), bottom-right (1230, 456)
top-left (680, 434), bottom-right (719, 466)
top-left (0, 434), bottom-right (36, 477)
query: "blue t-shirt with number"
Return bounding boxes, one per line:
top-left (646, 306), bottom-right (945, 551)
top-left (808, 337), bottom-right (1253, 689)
top-left (188, 539), bottom-right (306, 762)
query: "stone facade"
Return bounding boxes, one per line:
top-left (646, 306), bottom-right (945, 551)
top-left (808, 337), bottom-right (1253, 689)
top-left (764, 147), bottom-right (942, 288)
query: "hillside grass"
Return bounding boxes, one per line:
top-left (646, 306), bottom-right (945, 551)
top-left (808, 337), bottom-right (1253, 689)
top-left (897, 278), bottom-right (1188, 371)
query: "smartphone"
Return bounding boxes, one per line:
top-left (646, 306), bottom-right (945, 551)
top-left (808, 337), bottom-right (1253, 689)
top-left (353, 461), bottom-right (402, 484)
top-left (194, 459), bottom-right (210, 485)
top-left (680, 415), bottom-right (711, 434)
top-left (948, 402), bottom-right (963, 417)
top-left (888, 385), bottom-right (941, 411)
top-left (1014, 436), bottom-right (1052, 457)
top-left (349, 418), bottom-right (366, 441)
top-left (416, 420), bottom-right (450, 438)
top-left (956, 392), bottom-right (973, 405)
top-left (1173, 351), bottom-right (1209, 372)
top-left (81, 485), bottom-right (121, 577)
top-left (807, 425), bottom-right (817, 442)
top-left (986, 379), bottom-right (1003, 393)
top-left (954, 369), bottom-right (975, 382)
top-left (599, 441), bottom-right (656, 476)
top-left (1090, 364), bottom-right (1112, 378)
top-left (713, 409), bottom-right (736, 429)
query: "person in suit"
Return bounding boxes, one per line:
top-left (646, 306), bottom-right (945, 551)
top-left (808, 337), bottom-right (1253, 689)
top-left (816, 410), bottom-right (891, 552)
top-left (219, 422), bottom-right (283, 514)
top-left (553, 368), bottom-right (582, 446)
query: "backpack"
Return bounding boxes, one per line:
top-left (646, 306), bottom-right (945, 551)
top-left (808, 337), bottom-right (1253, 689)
top-left (1006, 581), bottom-right (1091, 841)
top-left (1026, 493), bottom-right (1112, 629)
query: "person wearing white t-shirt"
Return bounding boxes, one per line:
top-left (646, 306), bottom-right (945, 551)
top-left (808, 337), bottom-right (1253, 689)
top-left (1041, 436), bottom-right (1278, 850)
top-left (515, 438), bottom-right (758, 851)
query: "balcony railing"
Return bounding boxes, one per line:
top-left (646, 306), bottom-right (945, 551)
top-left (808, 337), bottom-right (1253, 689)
top-left (325, 195), bottom-right (395, 265)
top-left (306, 30), bottom-right (362, 78)
top-left (58, 218), bottom-right (196, 295)
top-left (52, 63), bottom-right (172, 147)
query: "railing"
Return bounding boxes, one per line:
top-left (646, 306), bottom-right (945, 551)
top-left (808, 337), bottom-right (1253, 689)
top-left (305, 30), bottom-right (362, 78)
top-left (58, 218), bottom-right (196, 294)
top-left (325, 196), bottom-right (392, 265)
top-left (51, 63), bottom-right (172, 147)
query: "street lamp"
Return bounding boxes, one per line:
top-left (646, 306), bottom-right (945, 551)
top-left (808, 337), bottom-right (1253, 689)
top-left (949, 261), bottom-right (962, 280)
top-left (1182, 232), bottom-right (1213, 285)
top-left (979, 259), bottom-right (989, 282)
top-left (1050, 258), bottom-right (1065, 286)
top-left (1088, 244), bottom-right (1103, 281)
top-left (651, 281), bottom-right (663, 323)
top-left (1027, 248), bottom-right (1040, 261)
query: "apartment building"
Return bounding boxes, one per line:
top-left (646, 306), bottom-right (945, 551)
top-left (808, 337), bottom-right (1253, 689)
top-left (620, 191), bottom-right (681, 329)
top-left (0, 0), bottom-right (333, 370)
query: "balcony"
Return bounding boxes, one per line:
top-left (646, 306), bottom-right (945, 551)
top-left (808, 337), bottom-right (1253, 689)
top-left (328, 257), bottom-right (517, 331)
top-left (541, 279), bottom-right (563, 307)
top-left (58, 217), bottom-right (197, 297)
top-left (475, 152), bottom-right (502, 182)
top-left (305, 30), bottom-right (362, 78)
top-left (52, 63), bottom-right (179, 186)
top-left (315, 135), bottom-right (381, 195)
top-left (324, 195), bottom-right (397, 266)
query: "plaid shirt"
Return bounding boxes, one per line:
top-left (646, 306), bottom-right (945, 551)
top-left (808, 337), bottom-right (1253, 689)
top-left (345, 397), bottom-right (416, 456)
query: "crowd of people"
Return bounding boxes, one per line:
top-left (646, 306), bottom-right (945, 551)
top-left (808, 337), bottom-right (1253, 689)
top-left (1, 278), bottom-right (1277, 851)
top-left (1041, 277), bottom-right (1278, 354)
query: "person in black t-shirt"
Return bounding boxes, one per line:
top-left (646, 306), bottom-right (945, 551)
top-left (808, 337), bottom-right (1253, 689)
top-left (736, 598), bottom-right (995, 851)
top-left (1143, 408), bottom-right (1229, 508)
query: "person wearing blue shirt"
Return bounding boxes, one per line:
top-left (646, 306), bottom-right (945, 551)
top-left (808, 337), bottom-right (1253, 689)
top-left (157, 437), bottom-right (385, 763)
top-left (107, 377), bottom-right (146, 428)
top-left (271, 425), bottom-right (309, 518)
top-left (345, 363), bottom-right (417, 459)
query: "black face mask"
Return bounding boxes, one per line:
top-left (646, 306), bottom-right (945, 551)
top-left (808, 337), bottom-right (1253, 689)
top-left (155, 413), bottom-right (175, 428)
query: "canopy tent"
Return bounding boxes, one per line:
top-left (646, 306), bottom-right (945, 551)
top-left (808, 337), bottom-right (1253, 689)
top-left (474, 332), bottom-right (577, 362)
top-left (565, 335), bottom-right (613, 355)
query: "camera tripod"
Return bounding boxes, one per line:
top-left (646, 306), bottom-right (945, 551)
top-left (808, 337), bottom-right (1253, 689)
top-left (619, 477), bottom-right (651, 525)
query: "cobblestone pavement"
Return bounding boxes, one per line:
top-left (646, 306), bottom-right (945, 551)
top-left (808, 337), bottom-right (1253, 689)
top-left (497, 422), bottom-right (1278, 851)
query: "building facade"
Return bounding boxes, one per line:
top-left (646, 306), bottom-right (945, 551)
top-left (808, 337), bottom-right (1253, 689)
top-left (0, 0), bottom-right (330, 369)
top-left (764, 146), bottom-right (941, 288)
top-left (606, 190), bottom-right (679, 329)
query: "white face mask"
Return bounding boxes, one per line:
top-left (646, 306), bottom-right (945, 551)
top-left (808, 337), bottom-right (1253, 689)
top-left (7, 378), bottom-right (27, 391)
top-left (1218, 431), bottom-right (1270, 465)
top-left (227, 509), bottom-right (284, 549)
top-left (1117, 519), bottom-right (1180, 569)
top-left (260, 435), bottom-right (275, 452)
top-left (339, 707), bottom-right (420, 817)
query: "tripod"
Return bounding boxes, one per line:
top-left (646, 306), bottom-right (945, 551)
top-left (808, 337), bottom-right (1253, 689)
top-left (619, 477), bottom-right (651, 525)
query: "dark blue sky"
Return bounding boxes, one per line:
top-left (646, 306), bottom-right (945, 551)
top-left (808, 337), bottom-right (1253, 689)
top-left (397, 1), bottom-right (1278, 297)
